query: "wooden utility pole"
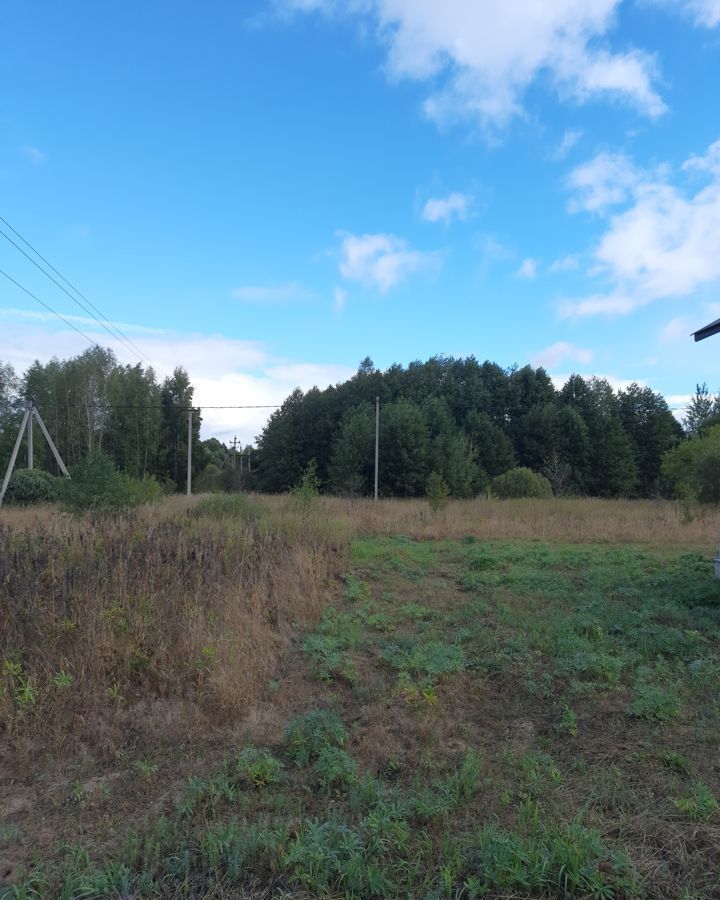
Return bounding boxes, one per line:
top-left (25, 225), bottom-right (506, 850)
top-left (374, 396), bottom-right (379, 502)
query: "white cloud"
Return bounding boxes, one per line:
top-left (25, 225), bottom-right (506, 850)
top-left (532, 341), bottom-right (594, 368)
top-left (516, 258), bottom-right (538, 278)
top-left (651, 0), bottom-right (720, 27)
top-left (660, 316), bottom-right (692, 343)
top-left (558, 292), bottom-right (638, 318)
top-left (334, 287), bottom-right (348, 311)
top-left (0, 306), bottom-right (166, 335)
top-left (0, 316), bottom-right (353, 446)
top-left (282, 0), bottom-right (665, 130)
top-left (567, 152), bottom-right (639, 213)
top-left (337, 231), bottom-right (436, 292)
top-left (550, 372), bottom-right (645, 393)
top-left (562, 137), bottom-right (720, 317)
top-left (231, 283), bottom-right (312, 302)
top-left (21, 145), bottom-right (47, 165)
top-left (421, 191), bottom-right (471, 224)
top-left (550, 254), bottom-right (580, 272)
top-left (553, 129), bottom-right (583, 160)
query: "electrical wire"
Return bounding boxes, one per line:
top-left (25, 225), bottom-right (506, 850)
top-left (0, 220), bottom-right (150, 366)
top-left (0, 267), bottom-right (99, 348)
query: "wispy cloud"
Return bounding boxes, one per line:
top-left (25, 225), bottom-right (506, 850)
top-left (549, 254), bottom-right (580, 273)
top-left (649, 0), bottom-right (720, 27)
top-left (21, 145), bottom-right (47, 165)
top-left (553, 129), bottom-right (583, 160)
top-left (281, 0), bottom-right (666, 132)
top-left (660, 316), bottom-right (692, 344)
top-left (516, 258), bottom-right (538, 279)
top-left (337, 231), bottom-right (437, 293)
top-left (334, 287), bottom-right (348, 311)
top-left (532, 341), bottom-right (593, 369)
top-left (566, 152), bottom-right (640, 214)
top-left (0, 306), bottom-right (167, 335)
top-left (0, 317), bottom-right (353, 445)
top-left (421, 191), bottom-right (471, 224)
top-left (231, 283), bottom-right (313, 302)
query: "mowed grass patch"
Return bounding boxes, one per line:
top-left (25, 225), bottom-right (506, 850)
top-left (5, 531), bottom-right (720, 898)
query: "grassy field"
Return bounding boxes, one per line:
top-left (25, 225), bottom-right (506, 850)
top-left (1, 496), bottom-right (719, 897)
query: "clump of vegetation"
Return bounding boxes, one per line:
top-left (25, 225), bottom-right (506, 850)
top-left (235, 747), bottom-right (284, 788)
top-left (630, 680), bottom-right (683, 724)
top-left (675, 780), bottom-right (719, 820)
top-left (426, 471), bottom-right (450, 513)
top-left (492, 467), bottom-right (552, 499)
top-left (290, 459), bottom-right (320, 512)
top-left (60, 449), bottom-right (163, 513)
top-left (3, 468), bottom-right (62, 505)
top-left (662, 424), bottom-right (720, 504)
top-left (312, 746), bottom-right (358, 791)
top-left (301, 633), bottom-right (357, 683)
top-left (283, 709), bottom-right (348, 767)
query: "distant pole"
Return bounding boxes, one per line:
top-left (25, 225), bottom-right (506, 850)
top-left (374, 396), bottom-right (379, 502)
top-left (27, 402), bottom-right (33, 470)
top-left (187, 408), bottom-right (193, 496)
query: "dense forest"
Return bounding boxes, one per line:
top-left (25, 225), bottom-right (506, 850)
top-left (0, 347), bottom-right (229, 492)
top-left (2, 349), bottom-right (719, 500)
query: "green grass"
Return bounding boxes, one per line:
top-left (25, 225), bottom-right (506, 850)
top-left (6, 536), bottom-right (720, 898)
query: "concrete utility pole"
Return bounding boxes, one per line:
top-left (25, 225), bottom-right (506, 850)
top-left (186, 408), bottom-right (193, 496)
top-left (0, 403), bottom-right (69, 508)
top-left (374, 396), bottom-right (379, 502)
top-left (27, 402), bottom-right (33, 470)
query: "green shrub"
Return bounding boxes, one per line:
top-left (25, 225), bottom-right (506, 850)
top-left (630, 682), bottom-right (682, 723)
top-left (283, 709), bottom-right (348, 767)
top-left (235, 746), bottom-right (284, 788)
top-left (426, 471), bottom-right (450, 513)
top-left (675, 780), bottom-right (719, 820)
top-left (3, 468), bottom-right (62, 505)
top-left (661, 425), bottom-right (720, 504)
top-left (312, 746), bottom-right (358, 791)
top-left (290, 460), bottom-right (320, 512)
top-left (491, 467), bottom-right (552, 499)
top-left (60, 450), bottom-right (162, 514)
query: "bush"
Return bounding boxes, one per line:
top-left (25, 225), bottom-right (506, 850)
top-left (491, 467), bottom-right (552, 499)
top-left (60, 450), bottom-right (162, 514)
top-left (426, 471), bottom-right (450, 512)
top-left (661, 425), bottom-right (720, 504)
top-left (3, 468), bottom-right (62, 505)
top-left (290, 460), bottom-right (320, 512)
top-left (235, 746), bottom-right (284, 788)
top-left (283, 709), bottom-right (348, 767)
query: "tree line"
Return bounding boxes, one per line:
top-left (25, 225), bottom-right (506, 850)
top-left (251, 356), bottom-right (692, 499)
top-left (2, 349), bottom-right (719, 501)
top-left (0, 347), bottom-right (217, 491)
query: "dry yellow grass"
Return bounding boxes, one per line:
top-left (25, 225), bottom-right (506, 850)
top-left (0, 499), bottom-right (345, 765)
top-left (316, 495), bottom-right (720, 551)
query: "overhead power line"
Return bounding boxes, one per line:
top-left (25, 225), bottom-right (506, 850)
top-left (0, 217), bottom-right (150, 366)
top-left (0, 268), bottom-right (99, 348)
top-left (83, 403), bottom-right (281, 410)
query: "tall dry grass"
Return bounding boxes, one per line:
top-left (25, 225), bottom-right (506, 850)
top-left (0, 500), bottom-right (346, 763)
top-left (318, 495), bottom-right (720, 551)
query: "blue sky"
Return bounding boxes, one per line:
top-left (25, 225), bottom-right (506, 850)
top-left (1, 0), bottom-right (719, 443)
